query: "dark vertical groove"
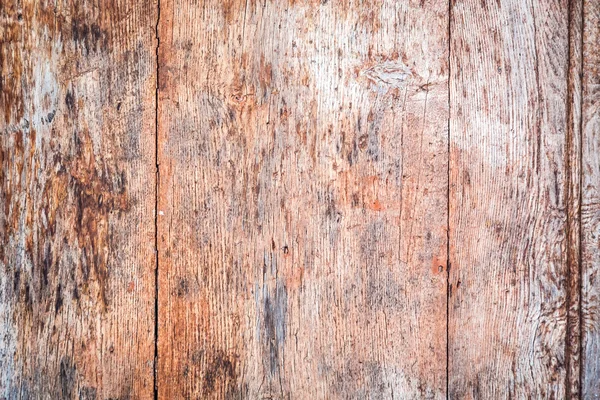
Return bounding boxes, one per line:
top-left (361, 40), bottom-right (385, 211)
top-left (564, 1), bottom-right (574, 397)
top-left (446, 1), bottom-right (452, 399)
top-left (154, 0), bottom-right (161, 398)
top-left (578, 0), bottom-right (585, 394)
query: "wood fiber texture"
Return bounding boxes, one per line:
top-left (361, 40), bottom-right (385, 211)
top-left (157, 0), bottom-right (448, 398)
top-left (1, 0), bottom-right (600, 399)
top-left (448, 0), bottom-right (576, 398)
top-left (582, 0), bottom-right (600, 397)
top-left (0, 0), bottom-right (157, 398)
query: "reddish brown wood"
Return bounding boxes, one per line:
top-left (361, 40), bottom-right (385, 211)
top-left (0, 1), bottom-right (157, 397)
top-left (157, 0), bottom-right (449, 398)
top-left (3, 0), bottom-right (600, 398)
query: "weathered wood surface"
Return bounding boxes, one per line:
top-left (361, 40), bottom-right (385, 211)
top-left (3, 0), bottom-right (600, 398)
top-left (582, 0), bottom-right (600, 397)
top-left (448, 0), bottom-right (580, 398)
top-left (566, 0), bottom-right (584, 396)
top-left (0, 1), bottom-right (157, 398)
top-left (157, 0), bottom-right (448, 398)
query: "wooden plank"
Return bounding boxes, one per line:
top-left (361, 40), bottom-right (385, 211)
top-left (581, 0), bottom-right (600, 397)
top-left (0, 1), bottom-right (157, 398)
top-left (448, 0), bottom-right (574, 398)
top-left (566, 0), bottom-right (583, 397)
top-left (157, 0), bottom-right (449, 398)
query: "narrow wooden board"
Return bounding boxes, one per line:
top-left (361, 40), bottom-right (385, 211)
top-left (581, 0), bottom-right (600, 397)
top-left (0, 1), bottom-right (157, 398)
top-left (566, 0), bottom-right (583, 396)
top-left (448, 0), bottom-right (575, 398)
top-left (157, 0), bottom-right (449, 398)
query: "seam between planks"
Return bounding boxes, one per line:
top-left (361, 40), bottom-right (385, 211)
top-left (565, 0), bottom-right (574, 396)
top-left (154, 0), bottom-right (161, 398)
top-left (577, 0), bottom-right (585, 393)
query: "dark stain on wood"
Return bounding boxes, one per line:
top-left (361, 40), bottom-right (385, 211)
top-left (1, 0), bottom-right (156, 396)
top-left (79, 386), bottom-right (98, 400)
top-left (262, 282), bottom-right (288, 375)
top-left (202, 349), bottom-right (237, 395)
top-left (59, 357), bottom-right (77, 399)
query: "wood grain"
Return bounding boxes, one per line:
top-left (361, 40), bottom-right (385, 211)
top-left (566, 0), bottom-right (583, 396)
top-left (157, 0), bottom-right (449, 398)
top-left (448, 0), bottom-right (575, 398)
top-left (0, 1), bottom-right (157, 398)
top-left (581, 0), bottom-right (600, 397)
top-left (3, 0), bottom-right (600, 398)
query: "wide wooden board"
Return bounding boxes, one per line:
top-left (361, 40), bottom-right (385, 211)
top-left (157, 0), bottom-right (449, 398)
top-left (0, 1), bottom-right (157, 398)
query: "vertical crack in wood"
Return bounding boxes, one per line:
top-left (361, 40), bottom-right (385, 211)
top-left (446, 1), bottom-right (452, 399)
top-left (577, 0), bottom-right (585, 393)
top-left (565, 1), bottom-right (573, 396)
top-left (154, 0), bottom-right (161, 398)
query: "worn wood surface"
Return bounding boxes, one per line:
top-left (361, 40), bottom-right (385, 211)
top-left (0, 1), bottom-right (157, 398)
top-left (582, 0), bottom-right (600, 397)
top-left (448, 0), bottom-right (577, 398)
top-left (157, 0), bottom-right (448, 398)
top-left (566, 0), bottom-right (584, 396)
top-left (2, 0), bottom-right (600, 398)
